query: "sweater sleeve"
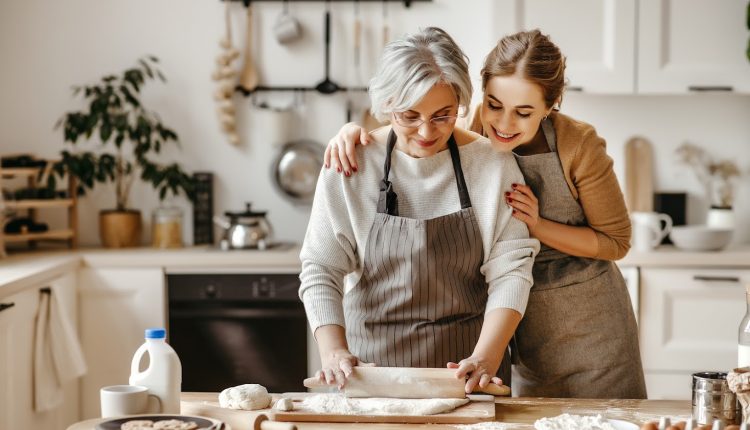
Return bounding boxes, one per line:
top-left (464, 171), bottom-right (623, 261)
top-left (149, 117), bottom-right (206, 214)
top-left (480, 159), bottom-right (539, 316)
top-left (570, 129), bottom-right (632, 260)
top-left (298, 168), bottom-right (359, 333)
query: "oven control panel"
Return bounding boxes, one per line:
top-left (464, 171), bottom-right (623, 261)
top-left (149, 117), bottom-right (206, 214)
top-left (167, 274), bottom-right (301, 302)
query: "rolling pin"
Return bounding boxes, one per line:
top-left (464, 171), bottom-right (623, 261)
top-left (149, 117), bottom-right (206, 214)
top-left (303, 366), bottom-right (511, 398)
top-left (252, 413), bottom-right (296, 430)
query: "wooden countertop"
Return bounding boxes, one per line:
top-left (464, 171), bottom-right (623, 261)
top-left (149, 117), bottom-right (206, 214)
top-left (181, 392), bottom-right (691, 430)
top-left (67, 393), bottom-right (692, 430)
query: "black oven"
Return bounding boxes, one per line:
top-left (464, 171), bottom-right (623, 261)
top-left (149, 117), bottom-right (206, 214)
top-left (166, 273), bottom-right (307, 393)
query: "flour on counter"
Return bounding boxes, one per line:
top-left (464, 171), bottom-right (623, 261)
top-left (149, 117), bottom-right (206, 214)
top-left (300, 394), bottom-right (470, 415)
top-left (534, 414), bottom-right (617, 430)
top-left (454, 422), bottom-right (516, 429)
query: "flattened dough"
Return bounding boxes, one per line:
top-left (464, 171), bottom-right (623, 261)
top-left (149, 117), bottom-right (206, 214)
top-left (300, 394), bottom-right (470, 415)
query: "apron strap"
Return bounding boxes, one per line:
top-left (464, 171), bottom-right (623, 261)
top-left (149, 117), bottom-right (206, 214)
top-left (541, 116), bottom-right (557, 152)
top-left (378, 130), bottom-right (472, 215)
top-left (447, 134), bottom-right (472, 210)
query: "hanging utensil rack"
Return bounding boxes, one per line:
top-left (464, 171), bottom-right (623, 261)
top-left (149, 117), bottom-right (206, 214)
top-left (223, 0), bottom-right (428, 8)
top-left (222, 0), bottom-right (431, 95)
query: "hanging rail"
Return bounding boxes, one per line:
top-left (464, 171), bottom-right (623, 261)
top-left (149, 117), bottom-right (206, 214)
top-left (222, 0), bottom-right (429, 8)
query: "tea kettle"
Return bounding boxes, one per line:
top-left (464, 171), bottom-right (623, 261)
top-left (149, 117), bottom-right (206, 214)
top-left (213, 203), bottom-right (274, 250)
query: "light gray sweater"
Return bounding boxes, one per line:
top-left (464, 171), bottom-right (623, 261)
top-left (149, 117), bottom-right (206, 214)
top-left (299, 135), bottom-right (539, 333)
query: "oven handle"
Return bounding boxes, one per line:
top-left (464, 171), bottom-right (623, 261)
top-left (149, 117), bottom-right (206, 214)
top-left (169, 307), bottom-right (306, 319)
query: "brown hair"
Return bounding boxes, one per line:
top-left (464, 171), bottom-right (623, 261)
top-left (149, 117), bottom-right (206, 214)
top-left (481, 29), bottom-right (566, 108)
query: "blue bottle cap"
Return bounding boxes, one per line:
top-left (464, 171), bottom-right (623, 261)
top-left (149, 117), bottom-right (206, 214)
top-left (145, 328), bottom-right (166, 339)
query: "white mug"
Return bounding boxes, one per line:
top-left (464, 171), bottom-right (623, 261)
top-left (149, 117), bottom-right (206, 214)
top-left (100, 385), bottom-right (161, 418)
top-left (631, 211), bottom-right (673, 252)
top-left (274, 11), bottom-right (301, 44)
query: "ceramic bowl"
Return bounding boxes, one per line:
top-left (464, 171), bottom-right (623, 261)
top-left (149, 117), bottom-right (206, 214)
top-left (669, 225), bottom-right (733, 251)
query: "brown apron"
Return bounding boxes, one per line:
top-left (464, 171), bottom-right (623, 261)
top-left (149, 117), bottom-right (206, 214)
top-left (511, 118), bottom-right (647, 399)
top-left (344, 130), bottom-right (511, 379)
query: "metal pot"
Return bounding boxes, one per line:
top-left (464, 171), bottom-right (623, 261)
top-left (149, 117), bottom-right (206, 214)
top-left (271, 139), bottom-right (324, 205)
top-left (213, 203), bottom-right (274, 250)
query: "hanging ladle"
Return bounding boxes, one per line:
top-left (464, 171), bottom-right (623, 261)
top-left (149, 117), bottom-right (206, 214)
top-left (315, 1), bottom-right (341, 94)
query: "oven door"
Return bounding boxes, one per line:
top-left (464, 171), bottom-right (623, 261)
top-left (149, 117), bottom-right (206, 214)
top-left (167, 274), bottom-right (307, 393)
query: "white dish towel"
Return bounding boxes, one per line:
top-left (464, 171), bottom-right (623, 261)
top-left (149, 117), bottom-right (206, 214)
top-left (34, 287), bottom-right (87, 412)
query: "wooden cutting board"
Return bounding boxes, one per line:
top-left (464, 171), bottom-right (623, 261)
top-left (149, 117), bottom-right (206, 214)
top-left (624, 136), bottom-right (654, 212)
top-left (180, 392), bottom-right (495, 427)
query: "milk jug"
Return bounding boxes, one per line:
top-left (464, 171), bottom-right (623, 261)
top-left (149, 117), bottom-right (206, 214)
top-left (129, 328), bottom-right (182, 413)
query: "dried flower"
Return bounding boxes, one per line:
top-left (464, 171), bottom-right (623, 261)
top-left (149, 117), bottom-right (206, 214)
top-left (675, 142), bottom-right (741, 208)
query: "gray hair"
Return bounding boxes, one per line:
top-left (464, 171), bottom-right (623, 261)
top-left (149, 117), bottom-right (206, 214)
top-left (368, 27), bottom-right (472, 122)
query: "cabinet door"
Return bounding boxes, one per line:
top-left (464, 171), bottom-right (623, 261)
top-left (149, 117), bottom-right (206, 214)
top-left (640, 268), bottom-right (747, 372)
top-left (638, 0), bottom-right (750, 94)
top-left (0, 271), bottom-right (80, 430)
top-left (492, 0), bottom-right (636, 93)
top-left (78, 267), bottom-right (166, 419)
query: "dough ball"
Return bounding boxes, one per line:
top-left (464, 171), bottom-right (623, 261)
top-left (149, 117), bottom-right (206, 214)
top-left (273, 397), bottom-right (294, 411)
top-left (121, 420), bottom-right (154, 430)
top-left (219, 384), bottom-right (271, 410)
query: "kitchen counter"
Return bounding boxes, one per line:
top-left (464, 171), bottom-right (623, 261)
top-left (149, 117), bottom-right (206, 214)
top-left (66, 393), bottom-right (693, 430)
top-left (0, 244), bottom-right (302, 297)
top-left (619, 244), bottom-right (750, 268)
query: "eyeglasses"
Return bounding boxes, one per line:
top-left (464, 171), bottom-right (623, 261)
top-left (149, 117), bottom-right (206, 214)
top-left (392, 111), bottom-right (458, 128)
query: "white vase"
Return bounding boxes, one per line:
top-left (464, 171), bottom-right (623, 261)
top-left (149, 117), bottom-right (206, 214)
top-left (706, 206), bottom-right (735, 229)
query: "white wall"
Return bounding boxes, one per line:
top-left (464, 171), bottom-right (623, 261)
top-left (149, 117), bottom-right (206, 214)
top-left (1, 0), bottom-right (749, 247)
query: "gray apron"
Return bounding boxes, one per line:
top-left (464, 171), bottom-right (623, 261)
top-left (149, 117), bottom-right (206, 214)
top-left (511, 118), bottom-right (647, 399)
top-left (344, 130), bottom-right (511, 379)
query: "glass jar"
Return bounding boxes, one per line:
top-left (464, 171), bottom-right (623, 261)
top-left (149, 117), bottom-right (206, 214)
top-left (739, 282), bottom-right (750, 367)
top-left (152, 206), bottom-right (183, 248)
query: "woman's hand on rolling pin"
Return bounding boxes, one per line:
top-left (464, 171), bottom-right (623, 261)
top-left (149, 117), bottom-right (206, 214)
top-left (324, 122), bottom-right (372, 176)
top-left (447, 357), bottom-right (502, 394)
top-left (316, 348), bottom-right (375, 388)
top-left (506, 183), bottom-right (540, 233)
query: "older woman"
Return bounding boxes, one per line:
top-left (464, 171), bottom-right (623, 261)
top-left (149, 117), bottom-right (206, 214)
top-left (299, 27), bottom-right (538, 393)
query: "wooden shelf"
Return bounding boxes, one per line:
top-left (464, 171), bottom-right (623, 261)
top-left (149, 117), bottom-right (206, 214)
top-left (3, 229), bottom-right (74, 243)
top-left (5, 199), bottom-right (74, 209)
top-left (1, 158), bottom-right (77, 252)
top-left (1, 167), bottom-right (41, 178)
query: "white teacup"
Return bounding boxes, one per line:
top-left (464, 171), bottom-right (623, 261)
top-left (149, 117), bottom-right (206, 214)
top-left (631, 211), bottom-right (673, 252)
top-left (100, 385), bottom-right (161, 418)
top-left (274, 12), bottom-right (301, 44)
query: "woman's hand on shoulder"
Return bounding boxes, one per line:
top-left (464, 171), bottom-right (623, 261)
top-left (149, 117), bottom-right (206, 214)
top-left (447, 358), bottom-right (503, 394)
top-left (324, 122), bottom-right (373, 176)
top-left (315, 348), bottom-right (375, 388)
top-left (506, 183), bottom-right (540, 233)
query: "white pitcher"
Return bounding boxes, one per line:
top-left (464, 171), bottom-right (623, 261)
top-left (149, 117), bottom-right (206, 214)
top-left (631, 211), bottom-right (673, 252)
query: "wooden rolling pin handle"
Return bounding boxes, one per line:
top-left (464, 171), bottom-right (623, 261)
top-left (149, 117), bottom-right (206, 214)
top-left (253, 413), bottom-right (297, 430)
top-left (474, 383), bottom-right (511, 396)
top-left (303, 377), bottom-right (328, 388)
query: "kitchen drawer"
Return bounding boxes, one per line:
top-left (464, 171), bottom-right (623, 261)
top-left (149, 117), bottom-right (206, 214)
top-left (639, 268), bottom-right (747, 372)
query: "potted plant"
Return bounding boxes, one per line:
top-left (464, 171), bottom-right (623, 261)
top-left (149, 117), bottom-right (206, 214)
top-left (51, 56), bottom-right (195, 248)
top-left (675, 142), bottom-right (741, 229)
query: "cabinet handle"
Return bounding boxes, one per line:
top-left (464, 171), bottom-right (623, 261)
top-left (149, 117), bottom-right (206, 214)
top-left (0, 303), bottom-right (15, 313)
top-left (567, 86), bottom-right (583, 92)
top-left (693, 275), bottom-right (740, 283)
top-left (688, 86), bottom-right (733, 92)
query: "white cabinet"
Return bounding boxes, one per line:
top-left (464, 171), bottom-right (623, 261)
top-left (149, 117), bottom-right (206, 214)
top-left (0, 271), bottom-right (80, 430)
top-left (639, 268), bottom-right (748, 399)
top-left (78, 267), bottom-right (166, 419)
top-left (491, 0), bottom-right (637, 93)
top-left (638, 0), bottom-right (750, 94)
top-left (491, 0), bottom-right (750, 94)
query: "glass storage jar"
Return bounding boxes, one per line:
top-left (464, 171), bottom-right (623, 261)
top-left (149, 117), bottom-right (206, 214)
top-left (152, 206), bottom-right (183, 248)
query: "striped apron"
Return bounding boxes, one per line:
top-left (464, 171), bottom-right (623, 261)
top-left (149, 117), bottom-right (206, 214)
top-left (343, 130), bottom-right (492, 370)
top-left (511, 118), bottom-right (647, 398)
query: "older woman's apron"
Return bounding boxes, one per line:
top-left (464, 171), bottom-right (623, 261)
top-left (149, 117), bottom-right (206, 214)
top-left (344, 130), bottom-right (511, 379)
top-left (511, 118), bottom-right (647, 398)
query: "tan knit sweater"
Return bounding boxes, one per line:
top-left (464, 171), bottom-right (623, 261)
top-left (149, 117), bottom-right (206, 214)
top-left (469, 109), bottom-right (631, 260)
